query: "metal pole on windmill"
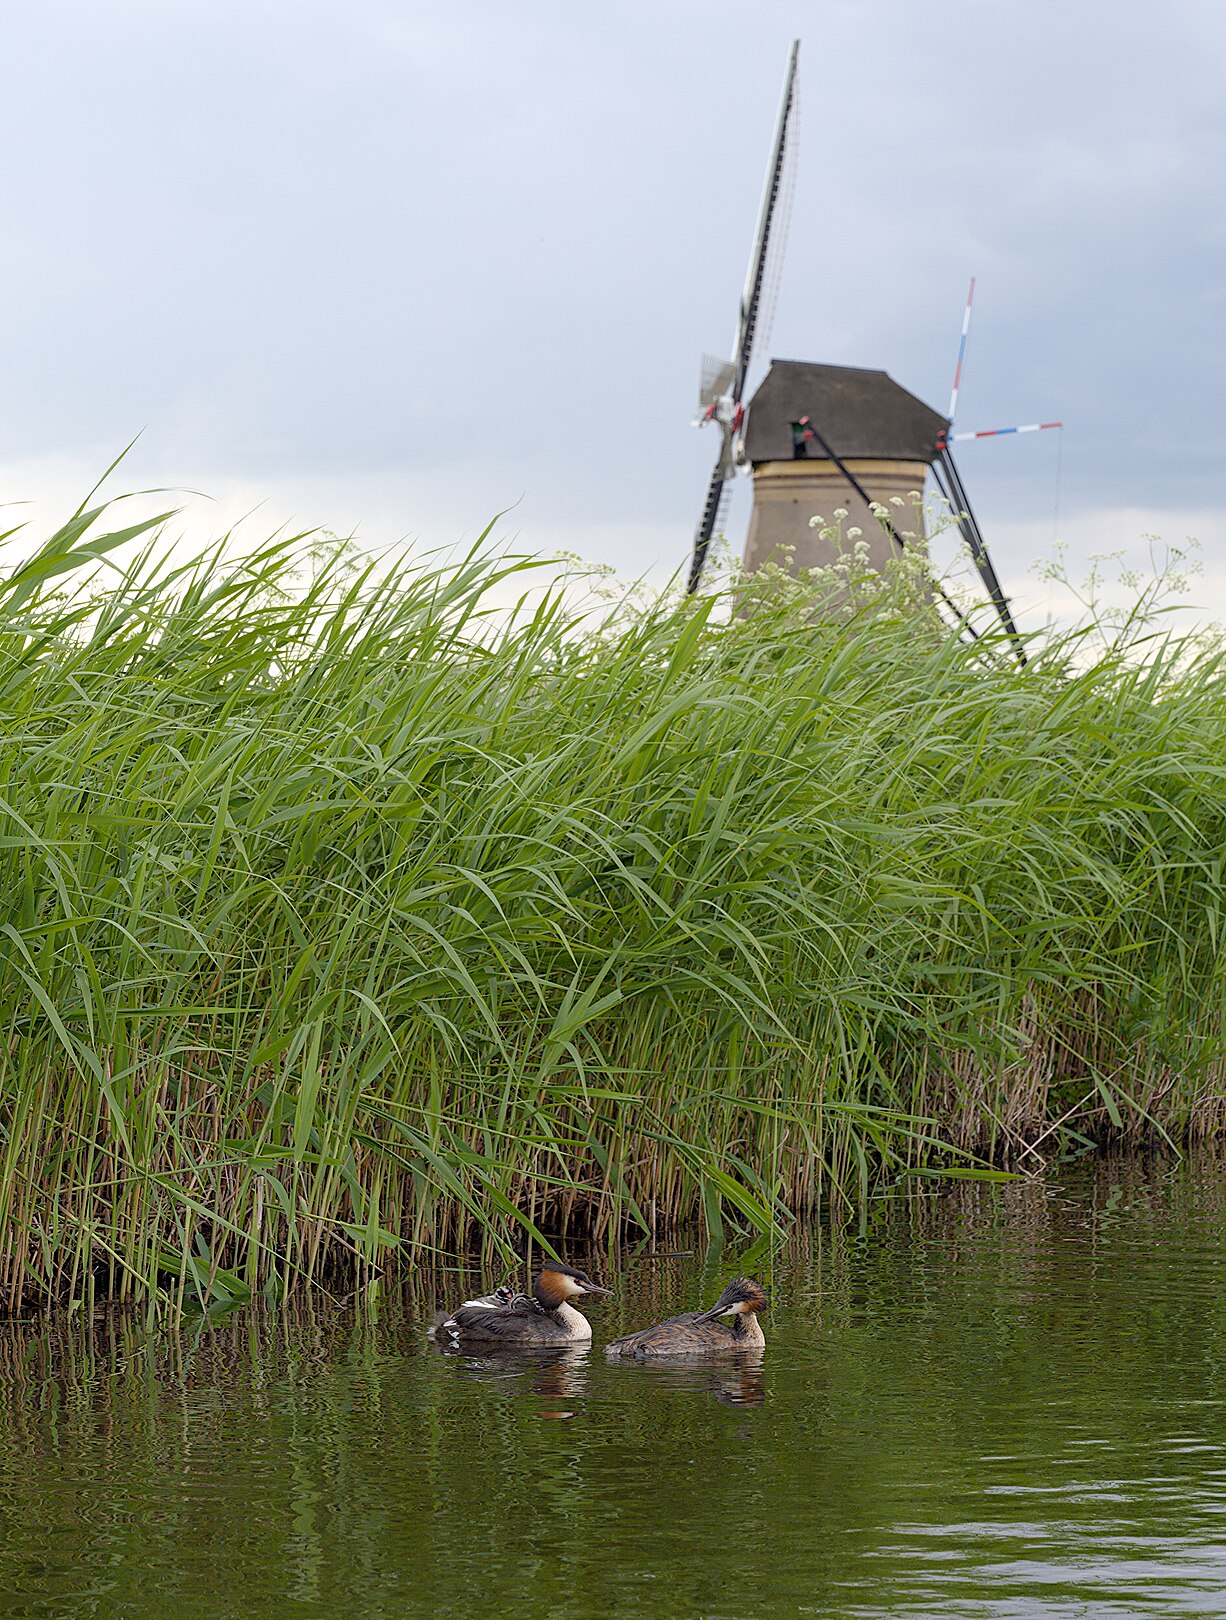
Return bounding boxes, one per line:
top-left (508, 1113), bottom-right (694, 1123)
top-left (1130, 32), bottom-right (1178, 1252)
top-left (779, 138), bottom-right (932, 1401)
top-left (687, 39), bottom-right (800, 595)
top-left (933, 276), bottom-right (1029, 666)
top-left (932, 444), bottom-right (1027, 665)
top-left (794, 415), bottom-right (988, 652)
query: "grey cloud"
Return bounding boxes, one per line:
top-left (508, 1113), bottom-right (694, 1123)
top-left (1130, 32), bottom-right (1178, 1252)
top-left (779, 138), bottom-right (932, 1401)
top-left (0, 0), bottom-right (1222, 588)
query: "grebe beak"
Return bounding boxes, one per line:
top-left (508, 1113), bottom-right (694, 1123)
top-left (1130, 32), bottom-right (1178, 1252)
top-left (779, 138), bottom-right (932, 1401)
top-left (695, 1281), bottom-right (751, 1322)
top-left (581, 1281), bottom-right (612, 1296)
top-left (694, 1301), bottom-right (731, 1323)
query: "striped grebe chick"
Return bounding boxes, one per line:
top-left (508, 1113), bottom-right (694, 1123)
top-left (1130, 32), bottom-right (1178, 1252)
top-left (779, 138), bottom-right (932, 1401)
top-left (431, 1263), bottom-right (610, 1348)
top-left (604, 1276), bottom-right (768, 1359)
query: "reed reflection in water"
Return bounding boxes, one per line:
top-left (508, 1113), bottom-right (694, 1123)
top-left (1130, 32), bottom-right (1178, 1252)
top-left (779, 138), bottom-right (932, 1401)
top-left (3, 1159), bottom-right (1226, 1615)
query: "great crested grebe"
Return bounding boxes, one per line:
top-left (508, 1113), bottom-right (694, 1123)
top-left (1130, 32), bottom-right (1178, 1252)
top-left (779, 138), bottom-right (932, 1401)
top-left (430, 1263), bottom-right (611, 1348)
top-left (604, 1276), bottom-right (768, 1359)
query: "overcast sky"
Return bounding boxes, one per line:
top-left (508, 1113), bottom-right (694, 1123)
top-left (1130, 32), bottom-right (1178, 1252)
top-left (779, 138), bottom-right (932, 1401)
top-left (2, 0), bottom-right (1223, 625)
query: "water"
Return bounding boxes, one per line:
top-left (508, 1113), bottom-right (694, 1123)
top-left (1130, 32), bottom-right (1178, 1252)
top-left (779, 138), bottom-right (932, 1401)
top-left (5, 1159), bottom-right (1226, 1617)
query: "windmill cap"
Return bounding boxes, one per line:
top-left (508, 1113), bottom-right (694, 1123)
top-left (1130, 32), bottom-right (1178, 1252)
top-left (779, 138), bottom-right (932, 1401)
top-left (743, 360), bottom-right (949, 466)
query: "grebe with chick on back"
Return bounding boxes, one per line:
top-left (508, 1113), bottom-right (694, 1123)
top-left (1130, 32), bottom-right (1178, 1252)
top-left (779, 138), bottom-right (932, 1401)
top-left (431, 1262), bottom-right (611, 1348)
top-left (605, 1276), bottom-right (768, 1359)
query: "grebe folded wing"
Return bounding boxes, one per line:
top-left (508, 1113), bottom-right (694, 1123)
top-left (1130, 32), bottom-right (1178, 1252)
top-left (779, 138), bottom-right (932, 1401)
top-left (605, 1277), bottom-right (768, 1359)
top-left (603, 1309), bottom-right (711, 1358)
top-left (443, 1293), bottom-right (547, 1341)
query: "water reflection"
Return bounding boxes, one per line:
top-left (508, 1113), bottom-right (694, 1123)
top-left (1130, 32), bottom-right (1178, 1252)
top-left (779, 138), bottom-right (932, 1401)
top-left (606, 1347), bottom-right (767, 1407)
top-left (4, 1158), bottom-right (1226, 1616)
top-left (432, 1338), bottom-right (766, 1414)
top-left (431, 1342), bottom-right (593, 1416)
top-left (711, 1354), bottom-right (766, 1406)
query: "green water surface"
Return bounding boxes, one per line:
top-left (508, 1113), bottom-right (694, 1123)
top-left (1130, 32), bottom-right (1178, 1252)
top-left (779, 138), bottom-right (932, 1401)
top-left (4, 1160), bottom-right (1226, 1617)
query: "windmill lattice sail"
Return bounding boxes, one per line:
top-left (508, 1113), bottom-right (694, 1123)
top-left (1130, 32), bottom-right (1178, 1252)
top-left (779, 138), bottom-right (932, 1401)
top-left (686, 40), bottom-right (800, 594)
top-left (697, 355), bottom-right (736, 417)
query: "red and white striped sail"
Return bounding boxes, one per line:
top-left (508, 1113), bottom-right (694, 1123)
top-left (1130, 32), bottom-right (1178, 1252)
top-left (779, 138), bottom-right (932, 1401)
top-left (947, 276), bottom-right (976, 426)
top-left (952, 421), bottom-right (1062, 442)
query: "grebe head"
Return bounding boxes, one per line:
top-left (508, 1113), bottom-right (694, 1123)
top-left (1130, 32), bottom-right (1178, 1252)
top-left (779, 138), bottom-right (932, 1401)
top-left (694, 1276), bottom-right (768, 1323)
top-left (533, 1262), bottom-right (611, 1309)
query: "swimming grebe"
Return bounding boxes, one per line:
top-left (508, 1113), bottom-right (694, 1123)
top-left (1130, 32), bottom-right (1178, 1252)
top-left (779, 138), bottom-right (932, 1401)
top-left (431, 1263), bottom-right (611, 1348)
top-left (604, 1276), bottom-right (768, 1359)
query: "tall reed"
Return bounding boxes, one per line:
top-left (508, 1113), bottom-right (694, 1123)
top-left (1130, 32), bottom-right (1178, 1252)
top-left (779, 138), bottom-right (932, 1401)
top-left (0, 503), bottom-right (1223, 1310)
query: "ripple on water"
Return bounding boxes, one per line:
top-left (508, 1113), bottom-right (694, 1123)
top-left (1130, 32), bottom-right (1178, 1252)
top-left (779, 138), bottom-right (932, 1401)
top-left (4, 1160), bottom-right (1226, 1615)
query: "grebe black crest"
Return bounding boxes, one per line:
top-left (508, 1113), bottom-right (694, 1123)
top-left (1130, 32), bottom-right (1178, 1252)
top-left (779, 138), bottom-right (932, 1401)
top-left (430, 1263), bottom-right (611, 1348)
top-left (604, 1276), bottom-right (768, 1360)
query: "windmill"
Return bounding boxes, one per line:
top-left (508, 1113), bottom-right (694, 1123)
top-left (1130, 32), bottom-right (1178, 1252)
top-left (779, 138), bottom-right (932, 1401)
top-left (686, 44), bottom-right (1040, 666)
top-left (740, 357), bottom-right (1025, 661)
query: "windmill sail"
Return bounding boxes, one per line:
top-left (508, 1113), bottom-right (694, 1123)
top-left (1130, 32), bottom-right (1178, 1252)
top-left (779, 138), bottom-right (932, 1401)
top-left (933, 277), bottom-right (1052, 664)
top-left (687, 40), bottom-right (800, 594)
top-left (698, 354), bottom-right (737, 415)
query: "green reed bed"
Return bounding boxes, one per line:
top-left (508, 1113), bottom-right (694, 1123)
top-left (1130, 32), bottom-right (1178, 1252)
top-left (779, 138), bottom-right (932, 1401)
top-left (0, 502), bottom-right (1224, 1310)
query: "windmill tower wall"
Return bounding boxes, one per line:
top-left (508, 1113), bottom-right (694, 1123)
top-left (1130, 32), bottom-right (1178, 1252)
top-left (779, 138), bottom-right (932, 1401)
top-left (745, 460), bottom-right (930, 574)
top-left (741, 362), bottom-right (948, 578)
